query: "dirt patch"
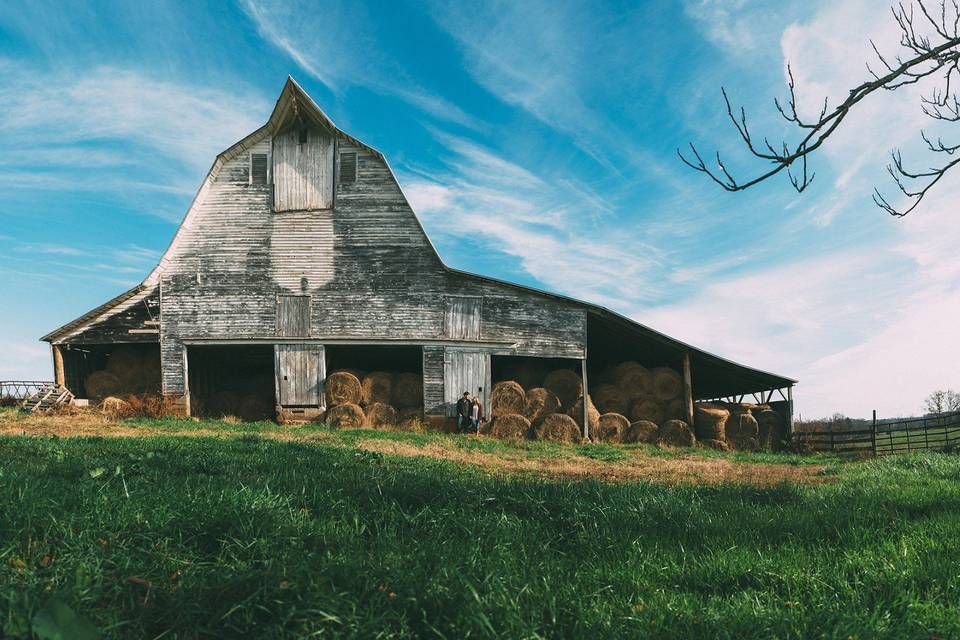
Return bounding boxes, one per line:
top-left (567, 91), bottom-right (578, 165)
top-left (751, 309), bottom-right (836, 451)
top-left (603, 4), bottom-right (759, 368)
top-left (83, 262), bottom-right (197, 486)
top-left (0, 411), bottom-right (829, 487)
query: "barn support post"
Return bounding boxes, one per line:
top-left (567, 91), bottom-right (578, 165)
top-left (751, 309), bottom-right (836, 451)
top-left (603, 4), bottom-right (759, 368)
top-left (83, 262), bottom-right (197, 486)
top-left (871, 409), bottom-right (877, 456)
top-left (682, 352), bottom-right (694, 427)
top-left (787, 385), bottom-right (794, 435)
top-left (581, 357), bottom-right (590, 441)
top-left (51, 344), bottom-right (65, 387)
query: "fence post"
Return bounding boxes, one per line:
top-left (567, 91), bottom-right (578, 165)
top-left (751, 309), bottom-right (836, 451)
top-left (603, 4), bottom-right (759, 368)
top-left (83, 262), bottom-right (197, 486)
top-left (830, 429), bottom-right (835, 452)
top-left (871, 409), bottom-right (877, 456)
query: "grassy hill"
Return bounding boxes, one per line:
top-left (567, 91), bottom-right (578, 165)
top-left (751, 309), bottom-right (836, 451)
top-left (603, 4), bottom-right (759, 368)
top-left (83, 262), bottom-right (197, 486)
top-left (1, 411), bottom-right (958, 638)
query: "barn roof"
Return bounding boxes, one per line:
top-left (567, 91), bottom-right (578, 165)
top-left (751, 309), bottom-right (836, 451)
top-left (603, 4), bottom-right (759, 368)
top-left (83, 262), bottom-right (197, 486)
top-left (41, 77), bottom-right (795, 396)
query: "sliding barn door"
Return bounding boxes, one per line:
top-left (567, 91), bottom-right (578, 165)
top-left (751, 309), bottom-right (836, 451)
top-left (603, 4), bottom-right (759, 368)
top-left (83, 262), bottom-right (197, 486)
top-left (443, 350), bottom-right (491, 417)
top-left (276, 344), bottom-right (325, 407)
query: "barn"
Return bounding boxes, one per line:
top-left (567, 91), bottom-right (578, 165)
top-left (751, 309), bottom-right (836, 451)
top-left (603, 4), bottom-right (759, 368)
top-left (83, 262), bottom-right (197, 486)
top-left (41, 78), bottom-right (795, 436)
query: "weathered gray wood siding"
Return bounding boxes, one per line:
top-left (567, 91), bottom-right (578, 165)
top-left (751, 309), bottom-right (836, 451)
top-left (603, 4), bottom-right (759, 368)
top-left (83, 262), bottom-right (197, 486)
top-left (153, 134), bottom-right (585, 396)
top-left (444, 296), bottom-right (482, 340)
top-left (56, 287), bottom-right (161, 344)
top-left (442, 349), bottom-right (491, 417)
top-left (273, 126), bottom-right (334, 211)
top-left (276, 295), bottom-right (311, 337)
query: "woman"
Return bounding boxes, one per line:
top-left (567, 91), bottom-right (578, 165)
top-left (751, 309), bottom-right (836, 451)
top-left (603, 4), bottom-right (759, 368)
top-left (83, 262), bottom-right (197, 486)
top-left (470, 396), bottom-right (485, 434)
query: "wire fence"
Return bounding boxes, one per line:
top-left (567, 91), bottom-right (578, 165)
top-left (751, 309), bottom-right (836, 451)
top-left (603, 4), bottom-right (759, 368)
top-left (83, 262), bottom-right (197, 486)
top-left (792, 411), bottom-right (960, 456)
top-left (0, 381), bottom-right (54, 403)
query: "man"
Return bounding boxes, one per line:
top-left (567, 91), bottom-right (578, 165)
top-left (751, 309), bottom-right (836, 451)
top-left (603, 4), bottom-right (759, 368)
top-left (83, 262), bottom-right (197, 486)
top-left (456, 391), bottom-right (472, 433)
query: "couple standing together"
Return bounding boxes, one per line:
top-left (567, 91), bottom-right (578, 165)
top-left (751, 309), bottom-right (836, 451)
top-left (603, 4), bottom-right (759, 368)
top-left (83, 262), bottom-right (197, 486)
top-left (456, 391), bottom-right (485, 434)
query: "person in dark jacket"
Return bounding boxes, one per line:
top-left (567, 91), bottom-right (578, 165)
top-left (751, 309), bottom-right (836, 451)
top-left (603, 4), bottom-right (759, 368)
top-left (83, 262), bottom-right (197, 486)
top-left (456, 391), bottom-right (472, 433)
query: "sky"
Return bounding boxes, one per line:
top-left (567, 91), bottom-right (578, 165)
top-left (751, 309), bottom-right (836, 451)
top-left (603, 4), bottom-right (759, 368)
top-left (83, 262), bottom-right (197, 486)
top-left (1, 0), bottom-right (958, 418)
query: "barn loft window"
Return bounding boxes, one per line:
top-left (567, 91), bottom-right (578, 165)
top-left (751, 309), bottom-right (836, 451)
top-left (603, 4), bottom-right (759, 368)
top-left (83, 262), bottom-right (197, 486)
top-left (340, 152), bottom-right (357, 184)
top-left (298, 127), bottom-right (309, 144)
top-left (250, 153), bottom-right (268, 185)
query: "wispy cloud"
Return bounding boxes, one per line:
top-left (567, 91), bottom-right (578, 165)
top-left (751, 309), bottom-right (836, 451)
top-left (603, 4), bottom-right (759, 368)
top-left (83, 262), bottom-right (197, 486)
top-left (240, 0), bottom-right (479, 129)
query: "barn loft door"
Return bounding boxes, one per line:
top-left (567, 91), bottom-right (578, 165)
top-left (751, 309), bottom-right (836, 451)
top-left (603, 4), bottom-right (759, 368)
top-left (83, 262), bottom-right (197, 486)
top-left (272, 126), bottom-right (334, 212)
top-left (443, 350), bottom-right (491, 417)
top-left (277, 295), bottom-right (311, 337)
top-left (444, 296), bottom-right (482, 340)
top-left (275, 344), bottom-right (325, 407)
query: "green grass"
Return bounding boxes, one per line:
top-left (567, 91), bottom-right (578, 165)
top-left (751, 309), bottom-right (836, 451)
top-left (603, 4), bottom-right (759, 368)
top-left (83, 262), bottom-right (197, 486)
top-left (1, 433), bottom-right (959, 639)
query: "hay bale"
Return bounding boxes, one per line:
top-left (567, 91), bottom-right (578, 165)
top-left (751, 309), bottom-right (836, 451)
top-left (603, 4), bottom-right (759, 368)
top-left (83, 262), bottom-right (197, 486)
top-left (594, 413), bottom-right (629, 443)
top-left (613, 361), bottom-right (653, 399)
top-left (489, 414), bottom-right (532, 440)
top-left (663, 398), bottom-right (686, 421)
top-left (490, 381), bottom-right (526, 417)
top-left (622, 420), bottom-right (659, 444)
top-left (106, 345), bottom-right (143, 378)
top-left (363, 402), bottom-right (399, 428)
top-left (756, 409), bottom-right (787, 451)
top-left (567, 394), bottom-right (600, 435)
top-left (391, 372), bottom-right (423, 408)
top-left (657, 419), bottom-right (696, 447)
top-left (652, 367), bottom-right (683, 401)
top-left (592, 384), bottom-right (629, 415)
top-left (237, 396), bottom-right (274, 422)
top-left (702, 438), bottom-right (730, 452)
top-left (629, 398), bottom-right (664, 425)
top-left (522, 387), bottom-right (561, 424)
top-left (533, 413), bottom-right (582, 444)
top-left (361, 372), bottom-right (393, 406)
top-left (84, 370), bottom-right (120, 401)
top-left (694, 403), bottom-right (729, 442)
top-left (325, 371), bottom-right (362, 407)
top-left (543, 369), bottom-right (582, 410)
top-left (99, 396), bottom-right (130, 419)
top-left (323, 403), bottom-right (364, 429)
top-left (726, 412), bottom-right (759, 450)
top-left (397, 407), bottom-right (427, 432)
top-left (596, 365), bottom-right (619, 386)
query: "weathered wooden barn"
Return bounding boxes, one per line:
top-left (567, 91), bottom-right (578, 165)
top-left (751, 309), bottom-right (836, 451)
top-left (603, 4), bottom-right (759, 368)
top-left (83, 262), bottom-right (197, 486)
top-left (41, 78), bottom-right (795, 432)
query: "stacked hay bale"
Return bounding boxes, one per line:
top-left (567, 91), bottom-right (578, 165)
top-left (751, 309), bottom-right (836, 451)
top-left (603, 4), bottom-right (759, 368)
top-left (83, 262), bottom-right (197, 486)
top-left (320, 370), bottom-right (424, 430)
top-left (622, 420), bottom-right (659, 444)
top-left (83, 346), bottom-right (162, 401)
top-left (694, 403), bottom-right (729, 450)
top-left (534, 413), bottom-right (582, 443)
top-left (594, 413), bottom-right (629, 443)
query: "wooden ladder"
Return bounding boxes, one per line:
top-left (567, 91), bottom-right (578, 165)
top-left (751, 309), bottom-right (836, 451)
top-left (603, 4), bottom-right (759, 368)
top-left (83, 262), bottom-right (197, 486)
top-left (22, 383), bottom-right (74, 413)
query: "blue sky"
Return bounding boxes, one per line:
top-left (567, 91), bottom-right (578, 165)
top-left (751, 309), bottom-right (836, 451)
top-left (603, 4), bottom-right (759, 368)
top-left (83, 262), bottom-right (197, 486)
top-left (2, 0), bottom-right (958, 417)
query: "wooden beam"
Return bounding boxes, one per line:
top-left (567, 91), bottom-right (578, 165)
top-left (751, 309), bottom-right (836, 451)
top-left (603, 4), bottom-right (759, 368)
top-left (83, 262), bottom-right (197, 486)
top-left (682, 352), bottom-right (694, 426)
top-left (787, 386), bottom-right (794, 434)
top-left (52, 344), bottom-right (64, 387)
top-left (581, 357), bottom-right (590, 441)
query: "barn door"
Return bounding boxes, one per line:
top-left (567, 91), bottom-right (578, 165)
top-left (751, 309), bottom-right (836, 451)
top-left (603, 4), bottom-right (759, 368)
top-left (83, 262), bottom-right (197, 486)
top-left (443, 350), bottom-right (491, 417)
top-left (277, 295), bottom-right (311, 337)
top-left (275, 344), bottom-right (325, 407)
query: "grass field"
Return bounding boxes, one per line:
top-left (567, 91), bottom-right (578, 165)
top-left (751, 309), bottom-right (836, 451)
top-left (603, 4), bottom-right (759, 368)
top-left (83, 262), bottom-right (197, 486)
top-left (2, 412), bottom-right (959, 638)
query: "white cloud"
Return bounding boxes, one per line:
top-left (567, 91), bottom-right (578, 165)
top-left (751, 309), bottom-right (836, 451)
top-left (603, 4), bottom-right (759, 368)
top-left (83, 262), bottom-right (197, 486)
top-left (0, 339), bottom-right (50, 380)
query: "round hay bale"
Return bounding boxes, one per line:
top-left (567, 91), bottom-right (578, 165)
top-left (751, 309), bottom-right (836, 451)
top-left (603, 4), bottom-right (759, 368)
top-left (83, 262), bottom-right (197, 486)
top-left (756, 409), bottom-right (787, 451)
top-left (629, 398), bottom-right (664, 425)
top-left (657, 419), bottom-right (696, 447)
top-left (391, 372), bottom-right (423, 408)
top-left (622, 420), bottom-right (659, 444)
top-left (702, 438), bottom-right (730, 452)
top-left (84, 370), bottom-right (120, 401)
top-left (522, 387), bottom-right (561, 424)
top-left (325, 371), bottom-right (362, 407)
top-left (490, 381), bottom-right (526, 417)
top-left (106, 345), bottom-right (143, 379)
top-left (726, 412), bottom-right (759, 450)
top-left (141, 352), bottom-right (162, 379)
top-left (596, 364), bottom-right (619, 386)
top-left (363, 402), bottom-right (399, 429)
top-left (694, 403), bottom-right (729, 442)
top-left (613, 361), bottom-right (653, 399)
top-left (543, 369), bottom-right (582, 410)
top-left (594, 413), bottom-right (629, 443)
top-left (323, 403), bottom-right (364, 429)
top-left (567, 394), bottom-right (600, 435)
top-left (361, 372), bottom-right (393, 406)
top-left (592, 384), bottom-right (629, 415)
top-left (99, 396), bottom-right (131, 419)
top-left (533, 413), bottom-right (582, 444)
top-left (652, 367), bottom-right (683, 401)
top-left (489, 414), bottom-right (532, 441)
top-left (663, 398), bottom-right (686, 421)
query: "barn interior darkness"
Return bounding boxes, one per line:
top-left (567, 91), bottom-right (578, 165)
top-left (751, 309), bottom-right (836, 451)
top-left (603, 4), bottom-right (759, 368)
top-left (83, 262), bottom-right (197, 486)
top-left (324, 345), bottom-right (421, 376)
top-left (491, 355), bottom-right (580, 388)
top-left (61, 343), bottom-right (160, 399)
top-left (187, 345), bottom-right (274, 420)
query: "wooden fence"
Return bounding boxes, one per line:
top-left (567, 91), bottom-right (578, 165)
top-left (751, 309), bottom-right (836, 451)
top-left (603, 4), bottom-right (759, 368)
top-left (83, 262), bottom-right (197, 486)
top-left (792, 411), bottom-right (960, 456)
top-left (0, 381), bottom-right (54, 402)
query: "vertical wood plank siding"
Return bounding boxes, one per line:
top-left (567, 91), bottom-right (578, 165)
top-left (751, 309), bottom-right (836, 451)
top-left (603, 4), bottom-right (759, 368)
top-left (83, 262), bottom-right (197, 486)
top-left (273, 127), bottom-right (334, 211)
top-left (276, 343), bottom-right (325, 406)
top-left (442, 350), bottom-right (491, 417)
top-left (444, 296), bottom-right (482, 339)
top-left (276, 295), bottom-right (311, 337)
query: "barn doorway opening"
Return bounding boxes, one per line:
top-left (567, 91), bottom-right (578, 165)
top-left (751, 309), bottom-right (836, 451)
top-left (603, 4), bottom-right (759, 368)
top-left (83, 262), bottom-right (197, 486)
top-left (187, 345), bottom-right (275, 421)
top-left (324, 345), bottom-right (424, 412)
top-left (60, 343), bottom-right (161, 401)
top-left (490, 355), bottom-right (583, 414)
